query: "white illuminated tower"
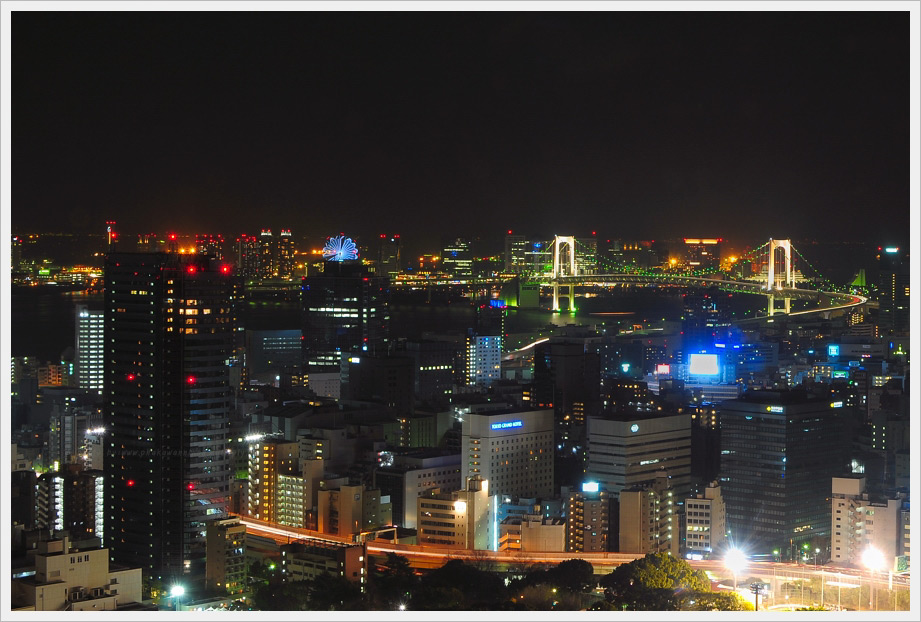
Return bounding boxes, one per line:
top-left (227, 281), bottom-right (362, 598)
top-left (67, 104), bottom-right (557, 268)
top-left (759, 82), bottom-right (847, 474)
top-left (75, 304), bottom-right (105, 395)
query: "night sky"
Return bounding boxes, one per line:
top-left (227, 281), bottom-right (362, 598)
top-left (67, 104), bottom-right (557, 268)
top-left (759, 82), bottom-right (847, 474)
top-left (12, 10), bottom-right (911, 249)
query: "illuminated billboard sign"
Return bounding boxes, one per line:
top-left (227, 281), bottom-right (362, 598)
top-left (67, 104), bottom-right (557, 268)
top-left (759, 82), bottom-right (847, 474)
top-left (490, 420), bottom-right (523, 431)
top-left (582, 482), bottom-right (600, 493)
top-left (656, 364), bottom-right (671, 375)
top-left (832, 371), bottom-right (848, 378)
top-left (766, 406), bottom-right (785, 413)
top-left (688, 353), bottom-right (719, 375)
top-left (828, 345), bottom-right (840, 357)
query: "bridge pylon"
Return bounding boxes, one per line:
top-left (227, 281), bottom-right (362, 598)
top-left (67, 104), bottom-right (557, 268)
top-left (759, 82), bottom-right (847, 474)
top-left (766, 238), bottom-right (795, 316)
top-left (551, 235), bottom-right (577, 311)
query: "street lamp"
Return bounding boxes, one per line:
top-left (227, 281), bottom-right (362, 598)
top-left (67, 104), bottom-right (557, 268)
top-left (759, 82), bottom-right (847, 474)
top-left (724, 548), bottom-right (747, 590)
top-left (862, 546), bottom-right (885, 611)
top-left (170, 585), bottom-right (185, 611)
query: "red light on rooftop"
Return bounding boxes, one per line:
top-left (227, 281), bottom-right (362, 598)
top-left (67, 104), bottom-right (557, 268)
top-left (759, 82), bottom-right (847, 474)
top-left (187, 375), bottom-right (196, 384)
top-left (187, 266), bottom-right (196, 273)
top-left (187, 483), bottom-right (195, 491)
top-left (221, 265), bottom-right (230, 274)
top-left (126, 373), bottom-right (136, 382)
top-left (126, 479), bottom-right (135, 487)
top-left (169, 233), bottom-right (177, 240)
top-left (508, 230), bottom-right (513, 235)
top-left (394, 234), bottom-right (399, 238)
top-left (380, 234), bottom-right (386, 238)
top-left (592, 231), bottom-right (596, 236)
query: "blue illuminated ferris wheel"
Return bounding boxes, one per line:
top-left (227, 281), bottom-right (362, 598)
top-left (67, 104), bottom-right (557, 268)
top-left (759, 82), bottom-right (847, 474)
top-left (323, 235), bottom-right (359, 261)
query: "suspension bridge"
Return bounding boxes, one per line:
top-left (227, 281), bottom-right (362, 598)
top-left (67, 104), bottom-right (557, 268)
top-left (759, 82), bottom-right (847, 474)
top-left (540, 235), bottom-right (867, 318)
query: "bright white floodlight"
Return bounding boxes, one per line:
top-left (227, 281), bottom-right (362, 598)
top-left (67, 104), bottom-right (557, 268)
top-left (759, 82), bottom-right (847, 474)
top-left (724, 548), bottom-right (747, 589)
top-left (861, 547), bottom-right (885, 572)
top-left (170, 585), bottom-right (185, 598)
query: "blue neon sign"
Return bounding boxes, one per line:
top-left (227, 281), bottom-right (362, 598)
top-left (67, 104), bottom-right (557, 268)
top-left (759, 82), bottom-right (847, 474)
top-left (491, 420), bottom-right (523, 430)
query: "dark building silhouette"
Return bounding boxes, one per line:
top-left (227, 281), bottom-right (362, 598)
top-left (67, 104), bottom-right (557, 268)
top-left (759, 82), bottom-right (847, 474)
top-left (719, 390), bottom-right (849, 556)
top-left (301, 261), bottom-right (390, 373)
top-left (878, 246), bottom-right (909, 335)
top-left (104, 252), bottom-right (236, 579)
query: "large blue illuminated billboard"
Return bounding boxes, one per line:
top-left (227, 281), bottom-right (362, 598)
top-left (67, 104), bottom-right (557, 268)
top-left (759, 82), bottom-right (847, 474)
top-left (688, 353), bottom-right (719, 375)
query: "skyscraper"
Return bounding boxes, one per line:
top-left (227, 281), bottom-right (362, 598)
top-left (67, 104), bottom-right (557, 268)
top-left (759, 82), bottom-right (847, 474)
top-left (75, 304), bottom-right (104, 395)
top-left (377, 234), bottom-right (402, 278)
top-left (441, 238), bottom-right (473, 279)
top-left (301, 261), bottom-right (390, 373)
top-left (259, 229), bottom-right (275, 278)
top-left (504, 232), bottom-right (528, 274)
top-left (104, 252), bottom-right (236, 579)
top-left (237, 234), bottom-right (261, 280)
top-left (719, 390), bottom-right (848, 555)
top-left (878, 246), bottom-right (909, 335)
top-left (277, 229), bottom-right (295, 279)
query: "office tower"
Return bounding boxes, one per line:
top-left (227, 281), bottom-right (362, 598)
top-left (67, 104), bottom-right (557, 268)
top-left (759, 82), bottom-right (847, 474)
top-left (567, 484), bottom-right (614, 552)
top-left (378, 234), bottom-right (402, 278)
top-left (681, 287), bottom-right (731, 353)
top-left (258, 229), bottom-right (275, 278)
top-left (441, 237), bottom-right (473, 279)
top-left (719, 390), bottom-right (848, 554)
top-left (75, 304), bottom-right (105, 394)
top-left (878, 246), bottom-right (909, 335)
top-left (683, 238), bottom-right (722, 272)
top-left (247, 439), bottom-right (300, 522)
top-left (205, 518), bottom-right (247, 596)
top-left (585, 407), bottom-right (692, 501)
top-left (104, 252), bottom-right (235, 579)
top-left (525, 239), bottom-right (552, 275)
top-left (237, 234), bottom-right (261, 280)
top-left (301, 261), bottom-right (390, 373)
top-left (684, 480), bottom-right (726, 557)
top-left (461, 409), bottom-right (555, 498)
top-left (402, 340), bottom-right (458, 406)
top-left (276, 229), bottom-right (295, 279)
top-left (619, 472), bottom-right (680, 556)
top-left (830, 477), bottom-right (905, 567)
top-left (344, 354), bottom-right (414, 414)
top-left (504, 232), bottom-right (529, 274)
top-left (106, 221), bottom-right (118, 248)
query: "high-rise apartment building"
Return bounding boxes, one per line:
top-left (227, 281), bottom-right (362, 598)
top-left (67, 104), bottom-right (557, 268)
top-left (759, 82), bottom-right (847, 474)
top-left (830, 477), bottom-right (905, 568)
top-left (75, 304), bottom-right (105, 394)
top-left (247, 440), bottom-right (300, 522)
top-left (237, 235), bottom-right (261, 280)
top-left (301, 261), bottom-right (390, 373)
top-left (684, 480), bottom-right (726, 557)
top-left (205, 518), bottom-right (247, 596)
top-left (276, 229), bottom-right (295, 279)
top-left (619, 472), bottom-right (680, 556)
top-left (719, 390), bottom-right (848, 555)
top-left (567, 484), bottom-right (614, 552)
top-left (259, 229), bottom-right (275, 278)
top-left (104, 252), bottom-right (235, 579)
top-left (195, 234), bottom-right (225, 260)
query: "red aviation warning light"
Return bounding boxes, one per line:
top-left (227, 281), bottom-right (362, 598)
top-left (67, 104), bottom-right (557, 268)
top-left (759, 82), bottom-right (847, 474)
top-left (187, 375), bottom-right (196, 384)
top-left (187, 266), bottom-right (196, 274)
top-left (187, 483), bottom-right (195, 491)
top-left (126, 373), bottom-right (136, 382)
top-left (221, 265), bottom-right (231, 274)
top-left (126, 479), bottom-right (136, 487)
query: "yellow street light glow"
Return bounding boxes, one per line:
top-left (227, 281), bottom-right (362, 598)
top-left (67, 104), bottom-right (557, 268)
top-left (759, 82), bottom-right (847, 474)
top-left (861, 546), bottom-right (885, 571)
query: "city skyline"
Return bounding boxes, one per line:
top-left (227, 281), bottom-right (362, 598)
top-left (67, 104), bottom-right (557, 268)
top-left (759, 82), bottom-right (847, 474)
top-left (9, 8), bottom-right (912, 246)
top-left (4, 3), bottom-right (919, 616)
